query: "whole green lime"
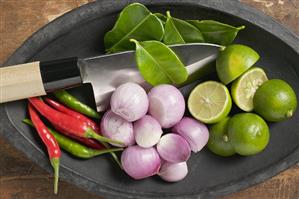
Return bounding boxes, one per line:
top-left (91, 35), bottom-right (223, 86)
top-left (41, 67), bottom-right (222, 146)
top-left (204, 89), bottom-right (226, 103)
top-left (228, 113), bottom-right (270, 156)
top-left (253, 79), bottom-right (297, 122)
top-left (208, 117), bottom-right (235, 157)
top-left (216, 44), bottom-right (260, 85)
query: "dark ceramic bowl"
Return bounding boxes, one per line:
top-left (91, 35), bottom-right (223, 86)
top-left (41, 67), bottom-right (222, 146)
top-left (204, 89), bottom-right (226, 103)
top-left (1, 1), bottom-right (299, 198)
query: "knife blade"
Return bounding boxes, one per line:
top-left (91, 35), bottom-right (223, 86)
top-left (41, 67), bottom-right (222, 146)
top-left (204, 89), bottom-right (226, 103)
top-left (80, 43), bottom-right (220, 111)
top-left (0, 43), bottom-right (220, 111)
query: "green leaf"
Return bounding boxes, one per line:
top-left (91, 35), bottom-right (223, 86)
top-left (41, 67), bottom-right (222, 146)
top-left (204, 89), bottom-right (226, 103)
top-left (104, 3), bottom-right (164, 53)
top-left (163, 11), bottom-right (204, 45)
top-left (154, 13), bottom-right (167, 24)
top-left (130, 39), bottom-right (188, 86)
top-left (188, 20), bottom-right (245, 45)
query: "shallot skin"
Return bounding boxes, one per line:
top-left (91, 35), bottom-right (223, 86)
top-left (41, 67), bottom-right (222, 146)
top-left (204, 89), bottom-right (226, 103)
top-left (100, 110), bottom-right (135, 147)
top-left (157, 133), bottom-right (191, 163)
top-left (111, 82), bottom-right (149, 122)
top-left (148, 84), bottom-right (185, 128)
top-left (134, 115), bottom-right (163, 148)
top-left (121, 145), bottom-right (161, 180)
top-left (173, 117), bottom-right (209, 153)
top-left (158, 162), bottom-right (188, 182)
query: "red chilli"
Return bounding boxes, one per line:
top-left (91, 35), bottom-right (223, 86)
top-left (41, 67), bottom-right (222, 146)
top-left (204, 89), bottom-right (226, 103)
top-left (28, 104), bottom-right (60, 194)
top-left (43, 98), bottom-right (122, 166)
top-left (44, 97), bottom-right (100, 133)
top-left (28, 97), bottom-right (123, 145)
top-left (44, 98), bottom-right (103, 149)
top-left (53, 124), bottom-right (104, 150)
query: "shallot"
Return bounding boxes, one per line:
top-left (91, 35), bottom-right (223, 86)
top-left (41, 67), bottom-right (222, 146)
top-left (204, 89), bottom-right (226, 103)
top-left (148, 84), bottom-right (185, 128)
top-left (157, 133), bottom-right (191, 163)
top-left (121, 145), bottom-right (161, 180)
top-left (100, 110), bottom-right (135, 147)
top-left (173, 117), bottom-right (209, 153)
top-left (158, 162), bottom-right (188, 182)
top-left (111, 83), bottom-right (148, 122)
top-left (134, 115), bottom-right (163, 148)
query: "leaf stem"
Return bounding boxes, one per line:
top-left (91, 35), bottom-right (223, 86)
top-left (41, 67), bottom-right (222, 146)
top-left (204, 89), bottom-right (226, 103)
top-left (166, 10), bottom-right (171, 18)
top-left (130, 38), bottom-right (138, 44)
top-left (237, 25), bottom-right (246, 30)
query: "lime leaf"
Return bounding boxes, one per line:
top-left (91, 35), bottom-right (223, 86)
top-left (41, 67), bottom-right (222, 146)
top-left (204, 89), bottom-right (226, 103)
top-left (163, 11), bottom-right (204, 45)
top-left (104, 3), bottom-right (164, 53)
top-left (189, 20), bottom-right (245, 45)
top-left (154, 13), bottom-right (167, 24)
top-left (131, 39), bottom-right (188, 86)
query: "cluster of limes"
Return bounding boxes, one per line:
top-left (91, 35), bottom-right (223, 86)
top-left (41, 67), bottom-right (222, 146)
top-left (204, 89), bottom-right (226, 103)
top-left (188, 44), bottom-right (297, 156)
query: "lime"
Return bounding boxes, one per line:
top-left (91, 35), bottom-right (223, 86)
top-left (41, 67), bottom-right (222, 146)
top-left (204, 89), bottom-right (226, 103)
top-left (253, 79), bottom-right (297, 122)
top-left (231, 67), bottom-right (268, 111)
top-left (216, 44), bottom-right (260, 85)
top-left (208, 117), bottom-right (235, 157)
top-left (228, 113), bottom-right (270, 156)
top-left (188, 81), bottom-right (232, 124)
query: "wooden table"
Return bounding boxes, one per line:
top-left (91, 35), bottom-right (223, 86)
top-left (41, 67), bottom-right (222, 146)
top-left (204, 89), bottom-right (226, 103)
top-left (0, 1), bottom-right (298, 198)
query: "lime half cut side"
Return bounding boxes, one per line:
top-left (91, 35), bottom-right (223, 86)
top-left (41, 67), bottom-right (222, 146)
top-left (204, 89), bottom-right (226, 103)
top-left (231, 67), bottom-right (268, 112)
top-left (188, 81), bottom-right (232, 124)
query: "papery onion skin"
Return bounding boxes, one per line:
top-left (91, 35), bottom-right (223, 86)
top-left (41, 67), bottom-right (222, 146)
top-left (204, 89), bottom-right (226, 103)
top-left (100, 110), bottom-right (135, 147)
top-left (111, 83), bottom-right (149, 122)
top-left (157, 133), bottom-right (191, 163)
top-left (148, 84), bottom-right (185, 128)
top-left (158, 161), bottom-right (188, 182)
top-left (134, 115), bottom-right (163, 148)
top-left (121, 145), bottom-right (161, 180)
top-left (172, 117), bottom-right (209, 153)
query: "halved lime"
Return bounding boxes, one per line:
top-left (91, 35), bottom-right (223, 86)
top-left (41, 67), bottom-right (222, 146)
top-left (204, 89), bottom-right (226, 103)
top-left (216, 44), bottom-right (260, 85)
top-left (188, 81), bottom-right (232, 124)
top-left (231, 67), bottom-right (268, 111)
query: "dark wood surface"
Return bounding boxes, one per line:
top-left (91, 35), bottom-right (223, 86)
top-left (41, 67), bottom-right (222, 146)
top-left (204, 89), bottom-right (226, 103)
top-left (0, 0), bottom-right (298, 198)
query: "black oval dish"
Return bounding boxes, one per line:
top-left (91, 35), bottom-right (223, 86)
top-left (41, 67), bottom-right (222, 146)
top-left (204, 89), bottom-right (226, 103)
top-left (1, 1), bottom-right (298, 198)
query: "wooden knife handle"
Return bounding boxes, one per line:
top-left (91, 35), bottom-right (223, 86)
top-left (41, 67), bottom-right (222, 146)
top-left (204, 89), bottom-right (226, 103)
top-left (0, 61), bottom-right (46, 103)
top-left (0, 57), bottom-right (82, 103)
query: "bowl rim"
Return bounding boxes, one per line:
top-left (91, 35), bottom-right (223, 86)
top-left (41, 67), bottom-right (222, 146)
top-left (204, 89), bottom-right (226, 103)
top-left (1, 1), bottom-right (298, 198)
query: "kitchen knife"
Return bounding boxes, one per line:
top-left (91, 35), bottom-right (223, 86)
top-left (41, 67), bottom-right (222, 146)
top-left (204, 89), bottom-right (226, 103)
top-left (0, 43), bottom-right (220, 111)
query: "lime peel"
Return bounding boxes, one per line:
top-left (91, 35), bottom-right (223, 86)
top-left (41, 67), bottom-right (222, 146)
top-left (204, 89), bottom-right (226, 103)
top-left (216, 44), bottom-right (260, 85)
